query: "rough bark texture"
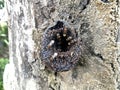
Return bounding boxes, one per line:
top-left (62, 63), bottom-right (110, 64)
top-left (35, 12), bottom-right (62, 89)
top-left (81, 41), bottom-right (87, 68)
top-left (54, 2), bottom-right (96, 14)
top-left (3, 0), bottom-right (120, 90)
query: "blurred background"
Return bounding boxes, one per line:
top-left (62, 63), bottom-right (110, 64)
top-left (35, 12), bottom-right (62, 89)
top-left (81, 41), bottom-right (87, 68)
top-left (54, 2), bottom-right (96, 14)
top-left (0, 0), bottom-right (9, 90)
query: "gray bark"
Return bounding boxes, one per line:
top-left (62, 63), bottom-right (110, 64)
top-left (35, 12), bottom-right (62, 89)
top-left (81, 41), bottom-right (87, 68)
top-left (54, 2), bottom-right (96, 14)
top-left (3, 0), bottom-right (120, 90)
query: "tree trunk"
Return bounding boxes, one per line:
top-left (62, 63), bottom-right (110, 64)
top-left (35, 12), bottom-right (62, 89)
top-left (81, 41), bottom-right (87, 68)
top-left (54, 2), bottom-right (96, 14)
top-left (3, 0), bottom-right (120, 90)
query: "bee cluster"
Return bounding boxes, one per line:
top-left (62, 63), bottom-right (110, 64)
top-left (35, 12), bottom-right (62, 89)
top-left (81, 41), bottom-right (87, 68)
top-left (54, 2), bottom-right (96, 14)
top-left (41, 21), bottom-right (82, 72)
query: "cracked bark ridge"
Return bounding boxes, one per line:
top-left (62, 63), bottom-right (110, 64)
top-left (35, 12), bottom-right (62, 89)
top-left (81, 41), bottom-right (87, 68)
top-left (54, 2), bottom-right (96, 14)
top-left (79, 0), bottom-right (90, 11)
top-left (41, 21), bottom-right (82, 72)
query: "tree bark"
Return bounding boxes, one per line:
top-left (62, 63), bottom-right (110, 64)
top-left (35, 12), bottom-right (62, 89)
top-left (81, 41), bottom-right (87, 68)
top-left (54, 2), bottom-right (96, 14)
top-left (3, 0), bottom-right (120, 90)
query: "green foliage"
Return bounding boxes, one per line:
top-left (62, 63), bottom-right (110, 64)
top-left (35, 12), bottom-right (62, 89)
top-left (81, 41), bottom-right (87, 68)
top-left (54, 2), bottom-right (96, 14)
top-left (0, 22), bottom-right (8, 46)
top-left (0, 22), bottom-right (8, 58)
top-left (0, 1), bottom-right (8, 90)
top-left (0, 58), bottom-right (8, 90)
top-left (0, 0), bottom-right (4, 9)
top-left (0, 22), bottom-right (8, 90)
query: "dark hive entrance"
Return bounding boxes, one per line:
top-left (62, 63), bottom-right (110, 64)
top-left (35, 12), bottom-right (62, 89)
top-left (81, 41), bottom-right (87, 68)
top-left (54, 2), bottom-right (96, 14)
top-left (54, 28), bottom-right (72, 52)
top-left (51, 21), bottom-right (74, 52)
top-left (41, 21), bottom-right (81, 72)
